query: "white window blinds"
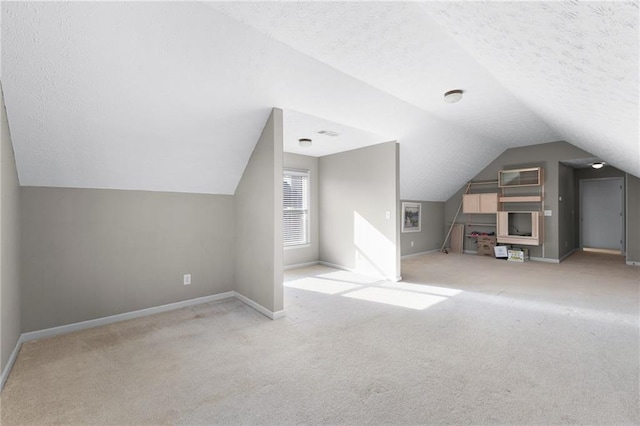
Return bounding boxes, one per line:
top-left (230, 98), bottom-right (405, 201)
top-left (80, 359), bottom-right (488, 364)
top-left (283, 170), bottom-right (309, 247)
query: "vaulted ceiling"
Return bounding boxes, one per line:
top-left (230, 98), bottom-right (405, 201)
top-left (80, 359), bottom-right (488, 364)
top-left (1, 1), bottom-right (638, 201)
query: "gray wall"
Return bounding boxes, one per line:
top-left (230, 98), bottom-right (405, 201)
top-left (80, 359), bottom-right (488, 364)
top-left (445, 141), bottom-right (594, 260)
top-left (400, 200), bottom-right (445, 256)
top-left (234, 108), bottom-right (284, 313)
top-left (283, 153), bottom-right (319, 267)
top-left (1, 84), bottom-right (21, 371)
top-left (558, 162), bottom-right (576, 259)
top-left (625, 174), bottom-right (640, 264)
top-left (20, 187), bottom-right (235, 332)
top-left (319, 142), bottom-right (400, 280)
top-left (573, 165), bottom-right (627, 253)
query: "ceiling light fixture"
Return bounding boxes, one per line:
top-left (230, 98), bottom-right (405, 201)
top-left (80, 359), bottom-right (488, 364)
top-left (444, 89), bottom-right (464, 103)
top-left (591, 162), bottom-right (605, 169)
top-left (298, 138), bottom-right (312, 147)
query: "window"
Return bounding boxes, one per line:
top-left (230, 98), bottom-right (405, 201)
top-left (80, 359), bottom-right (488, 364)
top-left (283, 170), bottom-right (309, 247)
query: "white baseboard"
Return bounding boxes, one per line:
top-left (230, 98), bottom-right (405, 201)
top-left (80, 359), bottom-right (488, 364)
top-left (283, 261), bottom-right (320, 270)
top-left (464, 250), bottom-right (478, 255)
top-left (233, 292), bottom-right (286, 320)
top-left (0, 290), bottom-right (287, 393)
top-left (627, 261), bottom-right (640, 266)
top-left (21, 292), bottom-right (235, 343)
top-left (530, 256), bottom-right (560, 263)
top-left (401, 249), bottom-right (439, 259)
top-left (1, 335), bottom-right (24, 392)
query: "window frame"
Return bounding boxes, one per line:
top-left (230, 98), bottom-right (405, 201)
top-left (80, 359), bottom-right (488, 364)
top-left (283, 168), bottom-right (311, 249)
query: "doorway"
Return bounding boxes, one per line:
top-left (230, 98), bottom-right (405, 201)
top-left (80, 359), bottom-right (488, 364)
top-left (579, 178), bottom-right (624, 253)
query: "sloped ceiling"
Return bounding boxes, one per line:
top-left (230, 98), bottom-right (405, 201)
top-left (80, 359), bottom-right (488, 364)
top-left (1, 1), bottom-right (637, 201)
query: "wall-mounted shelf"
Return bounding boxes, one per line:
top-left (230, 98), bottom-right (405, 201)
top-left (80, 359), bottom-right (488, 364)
top-left (499, 167), bottom-right (541, 187)
top-left (499, 195), bottom-right (542, 203)
top-left (463, 193), bottom-right (498, 214)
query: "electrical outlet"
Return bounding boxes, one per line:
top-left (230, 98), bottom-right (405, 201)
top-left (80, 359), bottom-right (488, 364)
top-left (183, 274), bottom-right (191, 285)
top-left (385, 211), bottom-right (391, 219)
top-left (411, 241), bottom-right (414, 247)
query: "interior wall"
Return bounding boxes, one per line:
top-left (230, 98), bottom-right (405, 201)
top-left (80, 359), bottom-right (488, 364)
top-left (400, 200), bottom-right (445, 256)
top-left (558, 162), bottom-right (576, 259)
top-left (319, 142), bottom-right (400, 280)
top-left (445, 141), bottom-right (594, 260)
top-left (1, 83), bottom-right (21, 371)
top-left (626, 173), bottom-right (640, 264)
top-left (20, 187), bottom-right (235, 332)
top-left (283, 153), bottom-right (319, 267)
top-left (234, 108), bottom-right (284, 313)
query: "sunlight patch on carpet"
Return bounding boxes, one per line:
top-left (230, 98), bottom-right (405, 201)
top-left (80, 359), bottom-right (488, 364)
top-left (343, 287), bottom-right (447, 310)
top-left (284, 277), bottom-right (362, 295)
top-left (382, 281), bottom-right (462, 297)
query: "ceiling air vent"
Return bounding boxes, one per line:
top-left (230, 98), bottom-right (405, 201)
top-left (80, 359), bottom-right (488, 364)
top-left (317, 130), bottom-right (340, 137)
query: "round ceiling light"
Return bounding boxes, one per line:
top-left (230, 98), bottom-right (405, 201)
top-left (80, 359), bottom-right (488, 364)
top-left (591, 162), bottom-right (605, 169)
top-left (298, 138), bottom-right (312, 147)
top-left (444, 89), bottom-right (464, 103)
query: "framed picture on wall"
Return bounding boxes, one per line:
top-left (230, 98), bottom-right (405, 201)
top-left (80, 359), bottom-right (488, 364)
top-left (401, 202), bottom-right (421, 233)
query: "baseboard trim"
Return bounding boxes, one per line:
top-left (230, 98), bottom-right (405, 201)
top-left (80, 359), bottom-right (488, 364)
top-left (626, 261), bottom-right (640, 267)
top-left (21, 292), bottom-right (235, 343)
top-left (1, 290), bottom-right (286, 393)
top-left (233, 292), bottom-right (286, 320)
top-left (463, 250), bottom-right (478, 255)
top-left (1, 335), bottom-right (24, 392)
top-left (530, 256), bottom-right (560, 263)
top-left (401, 249), bottom-right (439, 259)
top-left (283, 261), bottom-right (320, 270)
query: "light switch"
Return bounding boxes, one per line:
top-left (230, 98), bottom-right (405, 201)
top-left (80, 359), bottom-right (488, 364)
top-left (544, 210), bottom-right (552, 216)
top-left (385, 211), bottom-right (391, 219)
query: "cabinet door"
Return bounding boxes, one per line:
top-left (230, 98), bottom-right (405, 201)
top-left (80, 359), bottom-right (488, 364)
top-left (497, 211), bottom-right (509, 237)
top-left (450, 224), bottom-right (464, 254)
top-left (463, 194), bottom-right (480, 213)
top-left (479, 193), bottom-right (498, 213)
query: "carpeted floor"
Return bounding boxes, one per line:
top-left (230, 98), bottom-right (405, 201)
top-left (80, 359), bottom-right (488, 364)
top-left (1, 251), bottom-right (638, 424)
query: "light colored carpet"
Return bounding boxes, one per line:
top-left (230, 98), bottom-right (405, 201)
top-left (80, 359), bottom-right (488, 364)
top-left (1, 251), bottom-right (638, 424)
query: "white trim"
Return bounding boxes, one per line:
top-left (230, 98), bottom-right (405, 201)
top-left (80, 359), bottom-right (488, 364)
top-left (284, 244), bottom-right (311, 251)
top-left (21, 292), bottom-right (235, 343)
top-left (401, 249), bottom-right (439, 259)
top-left (1, 335), bottom-right (24, 392)
top-left (319, 261), bottom-right (350, 272)
top-left (233, 292), bottom-right (286, 320)
top-left (626, 261), bottom-right (640, 267)
top-left (1, 291), bottom-right (288, 393)
top-left (283, 261), bottom-right (320, 270)
top-left (530, 256), bottom-right (560, 263)
top-left (464, 250), bottom-right (478, 255)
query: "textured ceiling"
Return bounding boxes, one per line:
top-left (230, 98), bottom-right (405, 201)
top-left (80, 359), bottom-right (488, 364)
top-left (420, 1), bottom-right (639, 180)
top-left (1, 1), bottom-right (638, 200)
top-left (283, 110), bottom-right (392, 158)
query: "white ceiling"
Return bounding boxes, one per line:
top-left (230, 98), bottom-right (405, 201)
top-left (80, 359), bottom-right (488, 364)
top-left (284, 109), bottom-right (392, 158)
top-left (1, 2), bottom-right (637, 200)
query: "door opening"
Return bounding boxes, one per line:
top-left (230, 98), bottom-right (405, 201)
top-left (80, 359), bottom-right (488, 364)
top-left (579, 178), bottom-right (624, 253)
